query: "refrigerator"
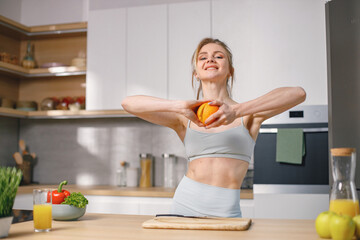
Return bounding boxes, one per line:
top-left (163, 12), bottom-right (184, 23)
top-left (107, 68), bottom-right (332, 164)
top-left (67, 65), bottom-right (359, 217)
top-left (326, 0), bottom-right (360, 188)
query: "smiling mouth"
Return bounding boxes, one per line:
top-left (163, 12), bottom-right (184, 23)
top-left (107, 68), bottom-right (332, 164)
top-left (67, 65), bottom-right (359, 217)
top-left (205, 67), bottom-right (218, 70)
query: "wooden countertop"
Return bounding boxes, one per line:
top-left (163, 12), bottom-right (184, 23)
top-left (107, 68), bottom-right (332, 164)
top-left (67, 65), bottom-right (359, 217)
top-left (8, 213), bottom-right (318, 240)
top-left (17, 185), bottom-right (254, 199)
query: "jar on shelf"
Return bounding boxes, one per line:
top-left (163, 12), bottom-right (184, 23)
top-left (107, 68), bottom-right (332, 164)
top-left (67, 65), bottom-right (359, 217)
top-left (139, 153), bottom-right (153, 188)
top-left (329, 148), bottom-right (359, 217)
top-left (162, 154), bottom-right (177, 188)
top-left (116, 161), bottom-right (127, 187)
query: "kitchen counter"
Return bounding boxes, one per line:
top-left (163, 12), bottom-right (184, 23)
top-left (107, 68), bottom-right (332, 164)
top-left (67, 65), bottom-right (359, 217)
top-left (7, 213), bottom-right (318, 240)
top-left (17, 185), bottom-right (254, 199)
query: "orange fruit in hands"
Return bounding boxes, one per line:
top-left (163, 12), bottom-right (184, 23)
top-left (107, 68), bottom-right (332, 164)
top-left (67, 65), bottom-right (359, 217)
top-left (197, 103), bottom-right (219, 125)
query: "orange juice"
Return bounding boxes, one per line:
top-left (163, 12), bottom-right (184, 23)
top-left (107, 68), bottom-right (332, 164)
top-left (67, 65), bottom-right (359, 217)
top-left (329, 199), bottom-right (360, 217)
top-left (33, 204), bottom-right (52, 230)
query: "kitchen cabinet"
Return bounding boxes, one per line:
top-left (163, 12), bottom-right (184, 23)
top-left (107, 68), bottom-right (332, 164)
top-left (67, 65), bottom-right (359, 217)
top-left (14, 192), bottom-right (254, 217)
top-left (168, 1), bottom-right (211, 100)
top-left (212, 0), bottom-right (327, 104)
top-left (0, 15), bottom-right (87, 116)
top-left (86, 8), bottom-right (126, 111)
top-left (126, 5), bottom-right (167, 99)
top-left (254, 185), bottom-right (330, 219)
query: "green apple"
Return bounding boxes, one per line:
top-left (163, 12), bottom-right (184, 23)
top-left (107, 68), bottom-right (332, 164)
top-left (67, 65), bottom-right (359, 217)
top-left (352, 215), bottom-right (360, 238)
top-left (315, 211), bottom-right (334, 238)
top-left (330, 214), bottom-right (355, 240)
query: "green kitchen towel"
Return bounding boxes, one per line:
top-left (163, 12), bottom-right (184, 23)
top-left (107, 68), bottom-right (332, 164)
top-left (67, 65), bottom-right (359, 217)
top-left (276, 128), bottom-right (305, 165)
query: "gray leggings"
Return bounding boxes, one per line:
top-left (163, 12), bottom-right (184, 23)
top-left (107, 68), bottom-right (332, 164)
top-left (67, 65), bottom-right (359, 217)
top-left (171, 175), bottom-right (242, 218)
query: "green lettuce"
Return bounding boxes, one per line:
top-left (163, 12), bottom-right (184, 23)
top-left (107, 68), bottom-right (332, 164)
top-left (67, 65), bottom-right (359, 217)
top-left (61, 192), bottom-right (88, 208)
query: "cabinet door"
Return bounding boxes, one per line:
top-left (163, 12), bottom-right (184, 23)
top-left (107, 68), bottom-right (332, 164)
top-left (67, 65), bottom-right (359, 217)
top-left (126, 5), bottom-right (167, 98)
top-left (86, 8), bottom-right (126, 110)
top-left (168, 1), bottom-right (211, 100)
top-left (212, 0), bottom-right (327, 105)
top-left (212, 0), bottom-right (254, 103)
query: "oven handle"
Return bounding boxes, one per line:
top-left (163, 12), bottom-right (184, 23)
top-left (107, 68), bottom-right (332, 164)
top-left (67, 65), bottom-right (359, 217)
top-left (259, 127), bottom-right (328, 133)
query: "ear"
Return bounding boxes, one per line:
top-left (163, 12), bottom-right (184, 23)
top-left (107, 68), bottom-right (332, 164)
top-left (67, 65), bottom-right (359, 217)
top-left (194, 71), bottom-right (199, 80)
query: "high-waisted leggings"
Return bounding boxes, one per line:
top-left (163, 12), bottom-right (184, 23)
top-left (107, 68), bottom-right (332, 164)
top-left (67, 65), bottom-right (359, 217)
top-left (171, 175), bottom-right (242, 218)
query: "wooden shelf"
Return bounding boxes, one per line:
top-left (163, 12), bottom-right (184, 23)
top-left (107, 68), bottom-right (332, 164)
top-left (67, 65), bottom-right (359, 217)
top-left (0, 61), bottom-right (86, 78)
top-left (0, 107), bottom-right (133, 119)
top-left (0, 15), bottom-right (87, 40)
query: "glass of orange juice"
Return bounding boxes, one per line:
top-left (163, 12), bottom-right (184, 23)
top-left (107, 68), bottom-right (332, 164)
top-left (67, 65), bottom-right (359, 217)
top-left (33, 189), bottom-right (52, 232)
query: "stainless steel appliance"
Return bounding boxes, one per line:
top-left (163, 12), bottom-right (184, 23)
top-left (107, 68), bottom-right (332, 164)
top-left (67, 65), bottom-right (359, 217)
top-left (253, 105), bottom-right (329, 185)
top-left (326, 0), bottom-right (360, 189)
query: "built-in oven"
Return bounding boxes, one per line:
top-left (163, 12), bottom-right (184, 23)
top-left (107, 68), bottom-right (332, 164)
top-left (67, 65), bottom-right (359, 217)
top-left (251, 105), bottom-right (330, 219)
top-left (253, 105), bottom-right (329, 185)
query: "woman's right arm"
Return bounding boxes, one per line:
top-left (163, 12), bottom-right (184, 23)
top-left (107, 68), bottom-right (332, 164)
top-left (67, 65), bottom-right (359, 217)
top-left (121, 95), bottom-right (205, 131)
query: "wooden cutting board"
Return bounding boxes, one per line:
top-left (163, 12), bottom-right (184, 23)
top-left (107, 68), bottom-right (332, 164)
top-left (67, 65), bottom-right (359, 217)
top-left (142, 217), bottom-right (252, 231)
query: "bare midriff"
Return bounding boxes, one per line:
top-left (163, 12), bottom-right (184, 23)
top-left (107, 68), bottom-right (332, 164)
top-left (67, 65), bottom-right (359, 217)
top-left (186, 157), bottom-right (249, 189)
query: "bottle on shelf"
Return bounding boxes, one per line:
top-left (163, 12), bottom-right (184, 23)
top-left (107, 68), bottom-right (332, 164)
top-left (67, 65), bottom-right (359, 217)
top-left (21, 41), bottom-right (36, 69)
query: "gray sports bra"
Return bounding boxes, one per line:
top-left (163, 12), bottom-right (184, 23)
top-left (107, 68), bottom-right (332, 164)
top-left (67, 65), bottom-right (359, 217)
top-left (184, 118), bottom-right (255, 162)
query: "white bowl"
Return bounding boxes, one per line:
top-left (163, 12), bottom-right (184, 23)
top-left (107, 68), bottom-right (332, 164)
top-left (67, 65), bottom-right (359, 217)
top-left (52, 204), bottom-right (86, 221)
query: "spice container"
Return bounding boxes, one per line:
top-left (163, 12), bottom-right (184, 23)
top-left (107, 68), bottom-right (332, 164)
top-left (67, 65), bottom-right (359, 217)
top-left (329, 148), bottom-right (359, 217)
top-left (163, 154), bottom-right (177, 188)
top-left (139, 153), bottom-right (153, 188)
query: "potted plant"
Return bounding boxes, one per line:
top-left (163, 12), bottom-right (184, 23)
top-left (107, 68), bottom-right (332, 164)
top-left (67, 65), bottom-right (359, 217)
top-left (0, 167), bottom-right (22, 238)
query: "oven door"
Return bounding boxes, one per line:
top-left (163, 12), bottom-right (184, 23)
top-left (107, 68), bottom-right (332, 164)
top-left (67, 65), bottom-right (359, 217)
top-left (253, 123), bottom-right (329, 185)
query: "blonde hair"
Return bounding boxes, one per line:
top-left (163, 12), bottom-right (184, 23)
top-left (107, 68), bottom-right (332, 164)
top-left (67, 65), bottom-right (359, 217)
top-left (191, 38), bottom-right (235, 99)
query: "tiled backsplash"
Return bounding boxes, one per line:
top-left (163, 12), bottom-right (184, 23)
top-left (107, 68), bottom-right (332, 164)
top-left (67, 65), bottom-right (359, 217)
top-left (1, 116), bottom-right (188, 186)
top-left (0, 117), bottom-right (19, 167)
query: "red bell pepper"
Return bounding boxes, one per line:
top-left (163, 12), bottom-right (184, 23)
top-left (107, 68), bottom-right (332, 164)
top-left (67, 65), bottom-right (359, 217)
top-left (47, 180), bottom-right (71, 204)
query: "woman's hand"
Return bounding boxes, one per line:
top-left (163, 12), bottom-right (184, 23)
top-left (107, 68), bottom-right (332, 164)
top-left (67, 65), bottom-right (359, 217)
top-left (204, 100), bottom-right (237, 128)
top-left (179, 100), bottom-right (209, 127)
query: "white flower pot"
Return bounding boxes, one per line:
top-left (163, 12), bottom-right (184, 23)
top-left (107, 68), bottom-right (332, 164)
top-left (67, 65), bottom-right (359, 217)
top-left (0, 216), bottom-right (13, 238)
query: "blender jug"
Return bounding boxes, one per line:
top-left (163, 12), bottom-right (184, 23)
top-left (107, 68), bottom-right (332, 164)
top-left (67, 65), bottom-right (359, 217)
top-left (329, 148), bottom-right (359, 217)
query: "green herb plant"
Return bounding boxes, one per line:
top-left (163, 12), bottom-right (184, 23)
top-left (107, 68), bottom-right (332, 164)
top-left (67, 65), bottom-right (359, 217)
top-left (0, 167), bottom-right (22, 218)
top-left (61, 192), bottom-right (88, 208)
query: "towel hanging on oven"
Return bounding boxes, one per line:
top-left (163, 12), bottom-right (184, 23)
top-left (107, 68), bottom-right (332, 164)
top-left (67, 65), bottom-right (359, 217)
top-left (275, 128), bottom-right (305, 165)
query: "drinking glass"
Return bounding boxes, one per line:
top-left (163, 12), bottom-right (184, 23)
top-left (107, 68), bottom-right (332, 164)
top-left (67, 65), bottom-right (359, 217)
top-left (33, 189), bottom-right (52, 232)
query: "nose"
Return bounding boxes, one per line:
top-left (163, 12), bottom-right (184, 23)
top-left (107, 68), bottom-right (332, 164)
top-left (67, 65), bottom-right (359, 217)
top-left (207, 57), bottom-right (215, 63)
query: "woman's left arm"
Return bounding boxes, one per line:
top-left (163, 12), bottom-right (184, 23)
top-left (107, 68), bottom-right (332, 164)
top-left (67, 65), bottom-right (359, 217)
top-left (206, 87), bottom-right (306, 128)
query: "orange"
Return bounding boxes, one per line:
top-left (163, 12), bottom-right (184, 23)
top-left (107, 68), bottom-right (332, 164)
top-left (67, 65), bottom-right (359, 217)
top-left (197, 103), bottom-right (219, 125)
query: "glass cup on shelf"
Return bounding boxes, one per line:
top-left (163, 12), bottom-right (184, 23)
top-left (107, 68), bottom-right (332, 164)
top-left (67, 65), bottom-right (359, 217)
top-left (329, 148), bottom-right (359, 217)
top-left (33, 189), bottom-right (52, 232)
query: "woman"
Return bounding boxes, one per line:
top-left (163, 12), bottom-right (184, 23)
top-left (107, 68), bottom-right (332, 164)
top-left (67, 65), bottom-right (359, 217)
top-left (121, 38), bottom-right (306, 218)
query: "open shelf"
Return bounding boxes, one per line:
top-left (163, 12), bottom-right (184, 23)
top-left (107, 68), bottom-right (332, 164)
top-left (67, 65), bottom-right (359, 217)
top-left (0, 107), bottom-right (132, 119)
top-left (0, 61), bottom-right (86, 78)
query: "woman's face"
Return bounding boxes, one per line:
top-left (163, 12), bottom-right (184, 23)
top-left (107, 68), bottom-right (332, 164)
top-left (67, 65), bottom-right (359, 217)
top-left (195, 43), bottom-right (230, 83)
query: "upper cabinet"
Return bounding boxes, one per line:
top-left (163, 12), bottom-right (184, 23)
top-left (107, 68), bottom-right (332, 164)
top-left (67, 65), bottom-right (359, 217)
top-left (212, 0), bottom-right (327, 104)
top-left (127, 4), bottom-right (168, 99)
top-left (168, 1), bottom-right (211, 101)
top-left (86, 8), bottom-right (126, 111)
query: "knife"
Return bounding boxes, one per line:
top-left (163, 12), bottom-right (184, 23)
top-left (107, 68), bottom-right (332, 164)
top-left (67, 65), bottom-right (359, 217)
top-left (155, 214), bottom-right (210, 219)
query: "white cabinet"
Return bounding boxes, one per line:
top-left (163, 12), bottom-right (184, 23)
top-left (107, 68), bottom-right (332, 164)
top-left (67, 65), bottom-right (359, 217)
top-left (13, 194), bottom-right (173, 216)
top-left (126, 4), bottom-right (168, 99)
top-left (86, 8), bottom-right (126, 110)
top-left (86, 0), bottom-right (327, 110)
top-left (253, 185), bottom-right (330, 219)
top-left (168, 1), bottom-right (211, 100)
top-left (212, 0), bottom-right (327, 105)
top-left (212, 0), bottom-right (253, 103)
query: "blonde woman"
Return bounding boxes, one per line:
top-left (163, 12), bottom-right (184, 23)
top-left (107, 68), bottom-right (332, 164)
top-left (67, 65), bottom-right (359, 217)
top-left (122, 38), bottom-right (306, 217)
